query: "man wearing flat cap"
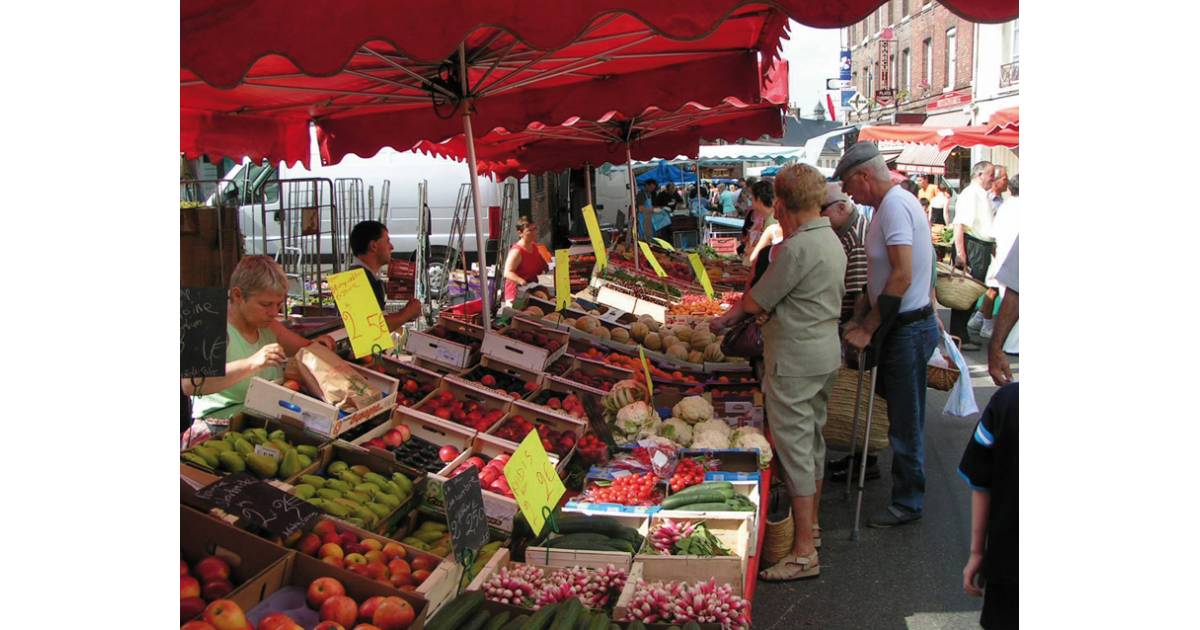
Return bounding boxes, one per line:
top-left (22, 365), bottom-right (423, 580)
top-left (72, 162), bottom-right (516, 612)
top-left (835, 142), bottom-right (940, 528)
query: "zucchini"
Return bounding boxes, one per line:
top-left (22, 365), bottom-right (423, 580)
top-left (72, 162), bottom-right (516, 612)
top-left (672, 501), bottom-right (744, 512)
top-left (485, 611), bottom-right (511, 630)
top-left (586, 611), bottom-right (610, 630)
top-left (597, 539), bottom-right (634, 553)
top-left (660, 487), bottom-right (734, 510)
top-left (524, 602), bottom-right (558, 630)
top-left (544, 533), bottom-right (612, 548)
top-left (611, 526), bottom-right (641, 544)
top-left (461, 609), bottom-right (491, 630)
top-left (556, 513), bottom-right (625, 537)
top-left (550, 598), bottom-right (583, 630)
top-left (667, 481), bottom-right (732, 500)
top-left (500, 614), bottom-right (529, 630)
top-left (425, 590), bottom-right (484, 630)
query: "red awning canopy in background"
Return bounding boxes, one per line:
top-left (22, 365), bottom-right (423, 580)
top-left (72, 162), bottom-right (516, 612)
top-left (858, 125), bottom-right (945, 146)
top-left (182, 0), bottom-right (1019, 90)
top-left (182, 8), bottom-right (786, 167)
top-left (985, 107), bottom-right (1019, 134)
top-left (415, 61), bottom-right (789, 179)
top-left (858, 123), bottom-right (1019, 152)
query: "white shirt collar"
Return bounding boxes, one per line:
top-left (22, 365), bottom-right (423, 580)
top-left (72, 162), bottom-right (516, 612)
top-left (351, 256), bottom-right (380, 273)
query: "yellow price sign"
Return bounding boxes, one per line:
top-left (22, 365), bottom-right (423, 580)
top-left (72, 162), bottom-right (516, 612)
top-left (637, 242), bottom-right (667, 277)
top-left (504, 429), bottom-right (567, 536)
top-left (581, 204), bottom-right (608, 271)
top-left (554, 249), bottom-right (571, 312)
top-left (327, 268), bottom-right (392, 358)
top-left (652, 238), bottom-right (675, 252)
top-left (638, 346), bottom-right (654, 398)
top-left (687, 252), bottom-right (715, 298)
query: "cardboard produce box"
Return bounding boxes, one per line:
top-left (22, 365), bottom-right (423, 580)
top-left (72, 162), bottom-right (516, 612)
top-left (448, 355), bottom-right (545, 402)
top-left (487, 400), bottom-right (587, 468)
top-left (241, 550), bottom-right (428, 630)
top-left (524, 512), bottom-right (648, 573)
top-left (553, 356), bottom-right (635, 397)
top-left (655, 478), bottom-right (761, 549)
top-left (634, 513), bottom-right (751, 597)
top-left (180, 505), bottom-right (294, 623)
top-left (611, 563), bottom-right (724, 629)
top-left (402, 377), bottom-right (515, 434)
top-left (481, 315), bottom-right (569, 372)
top-left (352, 407), bottom-right (478, 477)
top-left (243, 361), bottom-right (398, 440)
top-left (465, 548), bottom-right (631, 618)
top-left (181, 413), bottom-right (331, 484)
top-left (405, 314), bottom-right (484, 370)
top-left (371, 355), bottom-right (446, 407)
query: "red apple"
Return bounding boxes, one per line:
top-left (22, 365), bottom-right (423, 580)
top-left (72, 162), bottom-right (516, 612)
top-left (438, 445), bottom-right (460, 463)
top-left (387, 558), bottom-right (411, 576)
top-left (466, 456), bottom-right (485, 469)
top-left (365, 562), bottom-right (389, 581)
top-left (410, 556), bottom-right (435, 572)
top-left (339, 532), bottom-right (359, 547)
top-left (320, 595), bottom-right (359, 628)
top-left (322, 555), bottom-right (345, 569)
top-left (382, 542), bottom-right (407, 560)
top-left (203, 599), bottom-right (252, 630)
top-left (181, 597), bottom-right (206, 623)
top-left (181, 575), bottom-right (202, 599)
top-left (438, 391), bottom-right (455, 403)
top-left (322, 531), bottom-right (342, 545)
top-left (390, 571), bottom-right (414, 588)
top-left (547, 398), bottom-right (562, 409)
top-left (344, 553), bottom-right (368, 567)
top-left (383, 430), bottom-right (404, 448)
top-left (194, 556), bottom-right (231, 583)
top-left (313, 520), bottom-right (338, 537)
top-left (319, 543), bottom-right (345, 560)
top-left (313, 623), bottom-right (346, 630)
top-left (396, 425), bottom-right (412, 442)
top-left (202, 578), bottom-right (235, 600)
top-left (410, 569), bottom-right (431, 583)
top-left (480, 374), bottom-right (497, 387)
top-left (307, 576), bottom-right (346, 610)
top-left (181, 558), bottom-right (190, 576)
top-left (403, 379), bottom-right (420, 394)
top-left (358, 596), bottom-right (386, 623)
top-left (354, 625), bottom-right (384, 630)
top-left (364, 550), bottom-right (385, 565)
top-left (524, 381), bottom-right (539, 393)
top-left (434, 407), bottom-right (452, 421)
top-left (259, 613), bottom-right (304, 630)
top-left (298, 533), bottom-right (322, 556)
top-left (181, 622), bottom-right (217, 630)
top-left (345, 543), bottom-right (369, 555)
top-left (372, 596), bottom-right (416, 630)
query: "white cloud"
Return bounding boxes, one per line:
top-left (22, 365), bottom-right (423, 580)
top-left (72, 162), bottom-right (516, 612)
top-left (779, 21), bottom-right (844, 117)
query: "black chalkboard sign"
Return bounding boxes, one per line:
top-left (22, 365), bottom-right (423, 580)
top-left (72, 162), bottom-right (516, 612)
top-left (443, 467), bottom-right (488, 560)
top-left (181, 287), bottom-right (228, 378)
top-left (192, 472), bottom-right (320, 538)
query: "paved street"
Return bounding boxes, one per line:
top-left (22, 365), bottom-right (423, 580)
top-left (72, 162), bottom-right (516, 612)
top-left (752, 310), bottom-right (1017, 630)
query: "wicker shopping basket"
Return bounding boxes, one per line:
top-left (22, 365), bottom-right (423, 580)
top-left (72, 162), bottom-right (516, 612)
top-left (935, 264), bottom-right (987, 311)
top-left (823, 367), bottom-right (890, 453)
top-left (927, 335), bottom-right (963, 391)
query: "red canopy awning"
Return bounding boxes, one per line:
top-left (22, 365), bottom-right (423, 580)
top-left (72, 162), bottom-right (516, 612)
top-left (985, 106), bottom-right (1019, 134)
top-left (182, 0), bottom-right (1019, 90)
top-left (181, 8), bottom-right (786, 167)
top-left (858, 123), bottom-right (1018, 151)
top-left (938, 125), bottom-right (1018, 151)
top-left (858, 125), bottom-right (945, 145)
top-left (414, 61), bottom-right (789, 178)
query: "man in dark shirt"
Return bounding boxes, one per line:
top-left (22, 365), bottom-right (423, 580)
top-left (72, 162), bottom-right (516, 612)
top-left (959, 382), bottom-right (1019, 630)
top-left (348, 221), bottom-right (423, 331)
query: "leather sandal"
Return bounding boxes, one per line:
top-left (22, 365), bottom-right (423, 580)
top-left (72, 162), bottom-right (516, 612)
top-left (759, 551), bottom-right (820, 582)
top-left (813, 525), bottom-right (822, 549)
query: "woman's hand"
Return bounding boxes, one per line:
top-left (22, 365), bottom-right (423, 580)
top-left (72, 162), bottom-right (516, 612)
top-left (249, 343), bottom-right (287, 371)
top-left (962, 551), bottom-right (985, 597)
top-left (708, 316), bottom-right (728, 335)
top-left (753, 312), bottom-right (769, 326)
top-left (843, 326), bottom-right (871, 352)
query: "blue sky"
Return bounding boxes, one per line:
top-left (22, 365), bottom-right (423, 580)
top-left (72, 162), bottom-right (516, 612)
top-left (779, 21), bottom-right (843, 118)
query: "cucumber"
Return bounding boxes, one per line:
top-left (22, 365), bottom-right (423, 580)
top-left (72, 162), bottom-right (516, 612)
top-left (425, 590), bottom-right (484, 630)
top-left (611, 526), bottom-right (641, 544)
top-left (550, 598), bottom-right (583, 630)
top-left (544, 533), bottom-right (612, 548)
top-left (586, 611), bottom-right (610, 630)
top-left (461, 608), bottom-right (491, 630)
top-left (523, 602), bottom-right (558, 630)
top-left (597, 539), bottom-right (634, 553)
top-left (672, 501), bottom-right (743, 512)
top-left (660, 487), bottom-right (734, 510)
top-left (499, 614), bottom-right (528, 630)
top-left (667, 481), bottom-right (733, 500)
top-left (484, 611), bottom-right (511, 630)
top-left (556, 513), bottom-right (625, 537)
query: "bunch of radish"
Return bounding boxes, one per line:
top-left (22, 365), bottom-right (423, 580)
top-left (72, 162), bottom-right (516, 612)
top-left (481, 563), bottom-right (628, 611)
top-left (622, 578), bottom-right (750, 629)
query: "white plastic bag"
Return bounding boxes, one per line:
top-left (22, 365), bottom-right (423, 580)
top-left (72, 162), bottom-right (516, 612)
top-left (939, 331), bottom-right (979, 417)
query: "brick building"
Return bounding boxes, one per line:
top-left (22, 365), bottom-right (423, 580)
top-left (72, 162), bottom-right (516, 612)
top-left (843, 1), bottom-right (1018, 184)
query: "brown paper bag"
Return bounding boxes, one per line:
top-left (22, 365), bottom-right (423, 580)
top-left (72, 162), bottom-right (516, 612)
top-left (295, 344), bottom-right (381, 412)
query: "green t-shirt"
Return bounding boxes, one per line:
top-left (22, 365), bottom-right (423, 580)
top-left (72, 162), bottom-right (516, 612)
top-left (192, 323), bottom-right (282, 420)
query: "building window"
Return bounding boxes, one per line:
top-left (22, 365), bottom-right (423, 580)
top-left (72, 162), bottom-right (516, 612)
top-left (863, 65), bottom-right (870, 95)
top-left (886, 0), bottom-right (893, 26)
top-left (946, 27), bottom-right (957, 88)
top-left (889, 53), bottom-right (896, 89)
top-left (1012, 19), bottom-right (1019, 62)
top-left (874, 7), bottom-right (881, 32)
top-left (902, 48), bottom-right (911, 93)
top-left (923, 37), bottom-right (932, 86)
top-left (902, 0), bottom-right (909, 16)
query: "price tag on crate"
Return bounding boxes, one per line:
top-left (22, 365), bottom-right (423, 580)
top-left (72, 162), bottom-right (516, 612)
top-left (442, 466), bottom-right (488, 561)
top-left (637, 242), bottom-right (667, 277)
top-left (687, 252), bottom-right (715, 298)
top-left (554, 249), bottom-right (571, 312)
top-left (181, 288), bottom-right (228, 378)
top-left (581, 204), bottom-right (608, 271)
top-left (504, 429), bottom-right (566, 536)
top-left (328, 268), bottom-right (393, 359)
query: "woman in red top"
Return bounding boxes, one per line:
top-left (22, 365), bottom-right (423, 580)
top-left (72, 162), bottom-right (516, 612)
top-left (502, 217), bottom-right (548, 303)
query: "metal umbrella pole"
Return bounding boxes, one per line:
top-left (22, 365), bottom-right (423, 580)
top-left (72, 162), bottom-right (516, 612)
top-left (459, 44), bottom-right (492, 331)
top-left (584, 161), bottom-right (594, 208)
top-left (850, 348), bottom-right (879, 542)
top-left (624, 146), bottom-right (639, 269)
top-left (844, 351), bottom-right (867, 500)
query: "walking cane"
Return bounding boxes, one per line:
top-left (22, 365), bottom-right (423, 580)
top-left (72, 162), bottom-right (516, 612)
top-left (850, 346), bottom-right (878, 542)
top-left (844, 349), bottom-right (866, 501)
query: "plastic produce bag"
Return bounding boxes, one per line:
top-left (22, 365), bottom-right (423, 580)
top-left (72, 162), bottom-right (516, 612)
top-left (938, 331), bottom-right (978, 417)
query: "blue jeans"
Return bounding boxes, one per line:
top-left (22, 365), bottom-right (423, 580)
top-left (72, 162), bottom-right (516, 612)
top-left (876, 313), bottom-right (941, 513)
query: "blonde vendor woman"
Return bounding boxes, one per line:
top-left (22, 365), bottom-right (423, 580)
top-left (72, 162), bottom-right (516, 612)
top-left (181, 256), bottom-right (333, 423)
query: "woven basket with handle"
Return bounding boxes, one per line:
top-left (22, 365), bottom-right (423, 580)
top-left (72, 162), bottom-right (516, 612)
top-left (935, 264), bottom-right (987, 310)
top-left (823, 367), bottom-right (890, 453)
top-left (927, 335), bottom-right (963, 391)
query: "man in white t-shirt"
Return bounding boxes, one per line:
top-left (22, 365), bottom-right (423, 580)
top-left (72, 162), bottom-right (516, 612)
top-left (989, 236), bottom-right (1019, 385)
top-left (977, 173), bottom-right (1019, 339)
top-left (950, 161), bottom-right (997, 350)
top-left (835, 142), bottom-right (941, 528)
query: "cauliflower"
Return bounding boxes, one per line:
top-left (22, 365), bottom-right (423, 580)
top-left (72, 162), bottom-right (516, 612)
top-left (690, 431), bottom-right (729, 450)
top-left (672, 396), bottom-right (714, 425)
top-left (636, 415), bottom-right (663, 440)
top-left (657, 418), bottom-right (694, 447)
top-left (693, 418), bottom-right (732, 442)
top-left (731, 426), bottom-right (774, 468)
top-left (614, 401), bottom-right (658, 436)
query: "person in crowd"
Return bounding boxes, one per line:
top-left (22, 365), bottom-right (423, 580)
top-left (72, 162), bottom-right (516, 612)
top-left (744, 180), bottom-right (783, 282)
top-left (898, 178), bottom-right (919, 197)
top-left (919, 197), bottom-right (931, 223)
top-left (709, 164), bottom-right (846, 581)
top-left (636, 178), bottom-right (658, 210)
top-left (688, 186), bottom-right (710, 216)
top-left (959, 381), bottom-right (1019, 630)
top-left (656, 182), bottom-right (684, 210)
top-left (181, 256), bottom-right (335, 423)
top-left (720, 182), bottom-right (740, 216)
top-left (950, 162), bottom-right (997, 350)
top-left (930, 182), bottom-right (951, 225)
top-left (736, 177), bottom-right (756, 216)
top-left (711, 182), bottom-right (725, 209)
top-left (970, 167), bottom-right (1011, 339)
top-left (917, 174), bottom-right (939, 202)
top-left (635, 179), bottom-right (672, 240)
top-left (502, 216), bottom-right (550, 305)
top-left (836, 142), bottom-right (939, 528)
top-left (988, 236), bottom-right (1019, 386)
top-left (818, 182), bottom-right (881, 482)
top-left (348, 220), bottom-right (423, 330)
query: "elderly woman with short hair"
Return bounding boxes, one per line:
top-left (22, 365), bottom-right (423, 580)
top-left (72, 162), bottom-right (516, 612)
top-left (710, 164), bottom-right (846, 581)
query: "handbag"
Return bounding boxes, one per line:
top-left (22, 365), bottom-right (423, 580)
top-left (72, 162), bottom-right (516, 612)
top-left (720, 315), bottom-right (763, 359)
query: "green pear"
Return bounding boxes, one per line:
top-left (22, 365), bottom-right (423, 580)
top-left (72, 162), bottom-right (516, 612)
top-left (217, 451), bottom-right (246, 473)
top-left (296, 454), bottom-right (313, 468)
top-left (349, 465), bottom-right (372, 477)
top-left (365, 502), bottom-right (391, 518)
top-left (292, 484), bottom-right (316, 500)
top-left (192, 446), bottom-right (220, 468)
top-left (324, 479), bottom-right (352, 493)
top-left (299, 474), bottom-right (327, 489)
top-left (354, 482), bottom-right (382, 497)
top-left (231, 438), bottom-right (254, 456)
top-left (343, 491), bottom-right (371, 505)
top-left (246, 453), bottom-right (279, 479)
top-left (181, 452), bottom-right (210, 468)
top-left (206, 440), bottom-right (232, 453)
top-left (267, 429), bottom-right (287, 443)
top-left (337, 470), bottom-right (364, 486)
top-left (316, 488), bottom-right (343, 501)
top-left (296, 445), bottom-right (319, 458)
top-left (374, 492), bottom-right (401, 509)
top-left (278, 449), bottom-right (302, 479)
top-left (327, 461), bottom-right (349, 476)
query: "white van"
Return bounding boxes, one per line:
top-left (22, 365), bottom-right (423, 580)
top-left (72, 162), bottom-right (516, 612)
top-left (203, 133), bottom-right (503, 263)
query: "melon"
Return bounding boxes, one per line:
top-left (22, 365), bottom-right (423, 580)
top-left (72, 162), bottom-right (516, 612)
top-left (672, 326), bottom-right (693, 342)
top-left (644, 332), bottom-right (663, 351)
top-left (564, 318), bottom-right (577, 328)
top-left (666, 343), bottom-right (690, 361)
top-left (576, 316), bottom-right (600, 333)
top-left (690, 331), bottom-right (715, 351)
top-left (630, 322), bottom-right (650, 342)
top-left (704, 343), bottom-right (725, 362)
top-left (660, 335), bottom-right (679, 351)
top-left (593, 326), bottom-right (612, 340)
top-left (524, 306), bottom-right (545, 318)
top-left (640, 316), bottom-right (661, 332)
top-left (688, 350), bottom-right (705, 364)
top-left (611, 328), bottom-right (631, 343)
top-left (544, 312), bottom-right (564, 324)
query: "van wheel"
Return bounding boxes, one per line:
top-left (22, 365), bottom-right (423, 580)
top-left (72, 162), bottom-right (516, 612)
top-left (426, 262), bottom-right (447, 299)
